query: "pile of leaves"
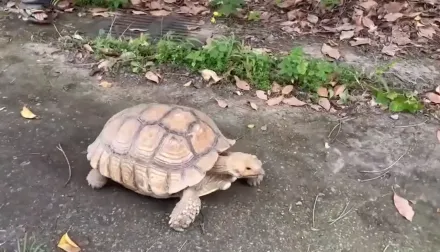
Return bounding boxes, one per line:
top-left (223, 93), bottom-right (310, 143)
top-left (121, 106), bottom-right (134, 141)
top-left (269, 0), bottom-right (440, 57)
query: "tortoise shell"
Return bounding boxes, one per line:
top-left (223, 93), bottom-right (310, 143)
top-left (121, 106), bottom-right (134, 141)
top-left (86, 103), bottom-right (236, 197)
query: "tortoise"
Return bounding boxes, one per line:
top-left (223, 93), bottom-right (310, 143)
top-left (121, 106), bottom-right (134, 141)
top-left (85, 103), bottom-right (265, 231)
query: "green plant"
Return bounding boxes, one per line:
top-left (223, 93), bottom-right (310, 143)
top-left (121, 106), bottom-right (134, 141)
top-left (375, 90), bottom-right (423, 113)
top-left (15, 233), bottom-right (47, 252)
top-left (209, 0), bottom-right (245, 16)
top-left (321, 0), bottom-right (340, 9)
top-left (247, 11), bottom-right (261, 21)
top-left (74, 0), bottom-right (128, 9)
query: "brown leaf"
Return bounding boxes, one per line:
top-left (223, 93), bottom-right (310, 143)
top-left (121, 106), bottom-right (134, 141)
top-left (350, 37), bottom-right (371, 46)
top-left (333, 85), bottom-right (346, 96)
top-left (234, 76), bottom-right (250, 90)
top-left (164, 0), bottom-right (176, 3)
top-left (145, 71), bottom-right (160, 83)
top-left (362, 17), bottom-right (377, 31)
top-left (249, 102), bottom-right (258, 110)
top-left (97, 58), bottom-right (116, 71)
top-left (63, 7), bottom-right (74, 12)
top-left (321, 43), bottom-right (340, 60)
top-left (335, 23), bottom-right (356, 31)
top-left (99, 80), bottom-right (112, 88)
top-left (83, 44), bottom-right (94, 53)
top-left (307, 14), bottom-right (319, 24)
top-left (392, 27), bottom-right (412, 45)
top-left (256, 90), bottom-right (268, 100)
top-left (132, 10), bottom-right (146, 15)
top-left (340, 30), bottom-right (354, 40)
top-left (282, 96), bottom-right (306, 106)
top-left (150, 10), bottom-right (170, 16)
top-left (384, 13), bottom-right (403, 22)
top-left (130, 0), bottom-right (141, 5)
top-left (149, 1), bottom-right (162, 9)
top-left (317, 87), bottom-right (328, 97)
top-left (281, 85), bottom-right (294, 95)
top-left (266, 96), bottom-right (284, 106)
top-left (418, 26), bottom-right (436, 39)
top-left (183, 81), bottom-right (192, 87)
top-left (318, 97), bottom-right (331, 111)
top-left (426, 92), bottom-right (440, 103)
top-left (384, 2), bottom-right (405, 13)
top-left (277, 0), bottom-right (301, 9)
top-left (393, 193), bottom-right (415, 222)
top-left (435, 85), bottom-right (440, 94)
top-left (310, 104), bottom-right (322, 111)
top-left (271, 82), bottom-right (282, 93)
top-left (200, 69), bottom-right (222, 83)
top-left (358, 0), bottom-right (377, 11)
top-left (381, 44), bottom-right (400, 56)
top-left (215, 99), bottom-right (228, 108)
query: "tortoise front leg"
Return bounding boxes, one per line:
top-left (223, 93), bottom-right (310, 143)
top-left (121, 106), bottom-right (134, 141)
top-left (169, 187), bottom-right (201, 232)
top-left (86, 168), bottom-right (108, 189)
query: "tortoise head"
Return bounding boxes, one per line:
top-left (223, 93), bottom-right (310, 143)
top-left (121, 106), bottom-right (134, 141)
top-left (224, 152), bottom-right (265, 178)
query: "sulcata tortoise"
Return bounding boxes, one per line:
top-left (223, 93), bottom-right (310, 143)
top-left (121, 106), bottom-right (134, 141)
top-left (85, 103), bottom-right (265, 231)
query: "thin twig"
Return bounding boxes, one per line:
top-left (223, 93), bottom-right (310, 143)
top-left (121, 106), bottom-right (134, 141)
top-left (312, 193), bottom-right (323, 230)
top-left (56, 143), bottom-right (72, 187)
top-left (359, 146), bottom-right (410, 174)
top-left (328, 200), bottom-right (351, 225)
top-left (107, 15), bottom-right (117, 39)
top-left (118, 22), bottom-right (134, 40)
top-left (358, 172), bottom-right (389, 182)
top-left (53, 23), bottom-right (62, 38)
top-left (327, 120), bottom-right (342, 139)
top-left (177, 240), bottom-right (187, 252)
top-left (382, 244), bottom-right (390, 252)
top-left (393, 117), bottom-right (430, 128)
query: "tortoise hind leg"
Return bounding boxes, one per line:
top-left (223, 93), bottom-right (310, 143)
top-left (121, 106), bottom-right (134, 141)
top-left (86, 168), bottom-right (108, 189)
top-left (169, 187), bottom-right (201, 232)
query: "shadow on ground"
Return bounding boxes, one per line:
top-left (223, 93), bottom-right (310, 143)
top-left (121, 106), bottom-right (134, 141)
top-left (0, 12), bottom-right (440, 252)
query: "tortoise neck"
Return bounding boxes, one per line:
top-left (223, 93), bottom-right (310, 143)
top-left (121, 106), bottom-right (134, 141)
top-left (212, 155), bottom-right (231, 175)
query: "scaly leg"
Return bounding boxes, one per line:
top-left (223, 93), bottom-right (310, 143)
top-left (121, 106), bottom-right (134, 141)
top-left (247, 175), bottom-right (264, 186)
top-left (169, 188), bottom-right (201, 232)
top-left (86, 169), bottom-right (108, 189)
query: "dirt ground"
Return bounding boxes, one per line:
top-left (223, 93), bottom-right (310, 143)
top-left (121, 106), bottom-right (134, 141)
top-left (0, 12), bottom-right (440, 252)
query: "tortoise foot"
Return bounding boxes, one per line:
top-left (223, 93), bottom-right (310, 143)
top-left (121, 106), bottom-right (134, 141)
top-left (247, 174), bottom-right (264, 187)
top-left (169, 189), bottom-right (201, 231)
top-left (86, 169), bottom-right (108, 189)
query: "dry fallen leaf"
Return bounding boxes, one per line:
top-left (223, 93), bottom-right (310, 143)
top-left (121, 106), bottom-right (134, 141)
top-left (57, 232), bottom-right (81, 252)
top-left (282, 96), bottom-right (306, 106)
top-left (307, 14), bottom-right (319, 24)
top-left (321, 43), bottom-right (340, 60)
top-left (249, 102), bottom-right (258, 110)
top-left (318, 97), bottom-right (331, 111)
top-left (247, 124), bottom-right (255, 129)
top-left (271, 82), bottom-right (282, 93)
top-left (317, 87), bottom-right (329, 97)
top-left (20, 105), bottom-right (37, 119)
top-left (256, 90), bottom-right (268, 100)
top-left (234, 76), bottom-right (250, 90)
top-left (99, 80), bottom-right (112, 88)
top-left (362, 16), bottom-right (377, 31)
top-left (97, 59), bottom-right (116, 71)
top-left (281, 85), bottom-right (294, 95)
top-left (132, 10), bottom-right (146, 15)
top-left (418, 26), bottom-right (436, 39)
top-left (310, 104), bottom-right (322, 111)
top-left (393, 193), bottom-right (415, 222)
top-left (183, 81), bottom-right (192, 87)
top-left (358, 0), bottom-right (378, 11)
top-left (435, 86), bottom-right (440, 94)
top-left (384, 1), bottom-right (405, 13)
top-left (333, 85), bottom-right (346, 96)
top-left (215, 99), bottom-right (228, 108)
top-left (340, 30), bottom-right (354, 40)
top-left (426, 92), bottom-right (440, 103)
top-left (381, 44), bottom-right (400, 56)
top-left (200, 69), bottom-right (222, 83)
top-left (384, 13), bottom-right (403, 22)
top-left (83, 44), bottom-right (94, 53)
top-left (150, 10), bottom-right (170, 16)
top-left (266, 96), bottom-right (284, 106)
top-left (145, 71), bottom-right (160, 83)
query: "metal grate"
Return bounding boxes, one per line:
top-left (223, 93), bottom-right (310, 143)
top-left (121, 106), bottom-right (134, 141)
top-left (103, 13), bottom-right (213, 45)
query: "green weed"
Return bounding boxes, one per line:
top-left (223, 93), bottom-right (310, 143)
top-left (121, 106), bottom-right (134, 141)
top-left (88, 33), bottom-right (423, 113)
top-left (9, 233), bottom-right (47, 252)
top-left (321, 0), bottom-right (340, 9)
top-left (74, 0), bottom-right (128, 9)
top-left (209, 0), bottom-right (245, 16)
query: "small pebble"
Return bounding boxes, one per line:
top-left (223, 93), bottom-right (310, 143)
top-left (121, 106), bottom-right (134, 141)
top-left (390, 114), bottom-right (399, 120)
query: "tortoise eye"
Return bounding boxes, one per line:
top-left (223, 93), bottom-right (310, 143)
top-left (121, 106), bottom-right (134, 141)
top-left (246, 167), bottom-right (251, 170)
